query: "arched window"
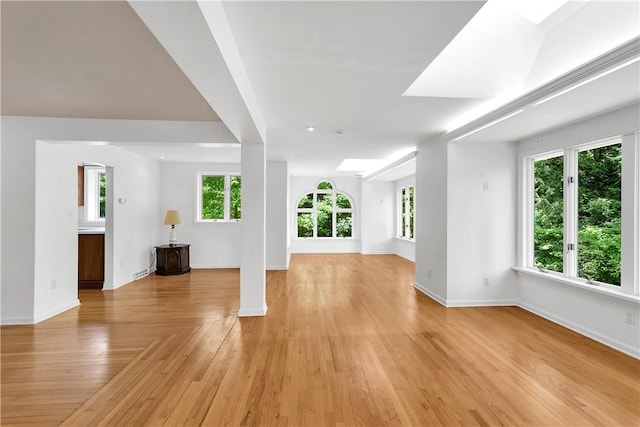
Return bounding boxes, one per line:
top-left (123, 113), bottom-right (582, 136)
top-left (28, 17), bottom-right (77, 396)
top-left (297, 180), bottom-right (353, 238)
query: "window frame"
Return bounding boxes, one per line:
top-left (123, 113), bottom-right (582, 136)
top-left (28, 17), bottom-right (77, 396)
top-left (296, 180), bottom-right (354, 239)
top-left (83, 165), bottom-right (106, 224)
top-left (398, 185), bottom-right (415, 240)
top-left (196, 172), bottom-right (241, 223)
top-left (524, 135), bottom-right (636, 295)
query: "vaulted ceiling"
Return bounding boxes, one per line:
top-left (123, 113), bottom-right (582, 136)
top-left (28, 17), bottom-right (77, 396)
top-left (1, 1), bottom-right (638, 176)
top-left (1, 1), bottom-right (218, 121)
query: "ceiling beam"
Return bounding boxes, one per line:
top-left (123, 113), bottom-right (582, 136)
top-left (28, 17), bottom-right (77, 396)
top-left (128, 0), bottom-right (266, 145)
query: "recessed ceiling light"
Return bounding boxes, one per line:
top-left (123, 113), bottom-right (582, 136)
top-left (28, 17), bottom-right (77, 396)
top-left (336, 130), bottom-right (345, 136)
top-left (306, 126), bottom-right (315, 132)
top-left (159, 156), bottom-right (166, 160)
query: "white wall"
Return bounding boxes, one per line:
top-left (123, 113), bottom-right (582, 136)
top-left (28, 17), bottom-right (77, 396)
top-left (35, 142), bottom-right (160, 320)
top-left (414, 138), bottom-right (448, 303)
top-left (289, 176), bottom-right (362, 253)
top-left (1, 116), bottom-right (232, 324)
top-left (413, 137), bottom-right (517, 307)
top-left (159, 162), bottom-right (241, 268)
top-left (266, 161), bottom-right (290, 269)
top-left (516, 104), bottom-right (640, 357)
top-left (446, 140), bottom-right (517, 306)
top-left (393, 175), bottom-right (416, 262)
top-left (360, 180), bottom-right (395, 255)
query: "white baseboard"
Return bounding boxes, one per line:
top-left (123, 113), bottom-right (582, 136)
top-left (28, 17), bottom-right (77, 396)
top-left (446, 299), bottom-right (517, 307)
top-left (33, 299), bottom-right (81, 324)
top-left (238, 303), bottom-right (268, 317)
top-left (1, 316), bottom-right (36, 325)
top-left (267, 265), bottom-right (289, 271)
top-left (394, 253), bottom-right (415, 262)
top-left (103, 279), bottom-right (130, 291)
top-left (518, 302), bottom-right (640, 359)
top-left (190, 264), bottom-right (240, 269)
top-left (360, 251), bottom-right (394, 255)
top-left (414, 282), bottom-right (447, 306)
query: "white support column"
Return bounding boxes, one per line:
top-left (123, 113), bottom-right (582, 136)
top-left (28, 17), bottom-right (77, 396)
top-left (238, 142), bottom-right (267, 317)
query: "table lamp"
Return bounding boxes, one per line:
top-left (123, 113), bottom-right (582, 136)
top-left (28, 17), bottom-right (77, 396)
top-left (163, 210), bottom-right (181, 245)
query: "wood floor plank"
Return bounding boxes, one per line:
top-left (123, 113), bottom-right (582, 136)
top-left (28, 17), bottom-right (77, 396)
top-left (1, 256), bottom-right (638, 426)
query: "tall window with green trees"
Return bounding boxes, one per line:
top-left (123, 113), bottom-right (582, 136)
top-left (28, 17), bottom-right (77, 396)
top-left (577, 143), bottom-right (621, 285)
top-left (297, 181), bottom-right (353, 238)
top-left (399, 185), bottom-right (414, 239)
top-left (533, 156), bottom-right (563, 272)
top-left (198, 174), bottom-right (241, 221)
top-left (98, 172), bottom-right (106, 219)
top-left (528, 139), bottom-right (623, 287)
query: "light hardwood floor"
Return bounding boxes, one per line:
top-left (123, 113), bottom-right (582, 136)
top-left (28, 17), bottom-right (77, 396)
top-left (2, 254), bottom-right (639, 426)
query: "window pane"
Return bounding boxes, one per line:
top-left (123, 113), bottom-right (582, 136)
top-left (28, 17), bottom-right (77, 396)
top-left (534, 156), bottom-right (564, 272)
top-left (298, 193), bottom-right (313, 208)
top-left (201, 175), bottom-right (225, 220)
top-left (316, 193), bottom-right (333, 237)
top-left (401, 188), bottom-right (406, 237)
top-left (317, 181), bottom-right (333, 190)
top-left (409, 186), bottom-right (414, 239)
top-left (337, 212), bottom-right (352, 237)
top-left (230, 176), bottom-right (242, 220)
top-left (578, 144), bottom-right (621, 285)
top-left (297, 212), bottom-right (313, 238)
top-left (99, 173), bottom-right (106, 219)
top-left (336, 193), bottom-right (351, 209)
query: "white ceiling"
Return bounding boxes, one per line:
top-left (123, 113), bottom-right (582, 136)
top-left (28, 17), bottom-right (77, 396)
top-left (1, 1), bottom-right (638, 179)
top-left (221, 0), bottom-right (485, 176)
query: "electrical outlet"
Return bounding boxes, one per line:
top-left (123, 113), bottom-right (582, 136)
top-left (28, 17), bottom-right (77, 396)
top-left (51, 280), bottom-right (57, 290)
top-left (427, 270), bottom-right (431, 278)
top-left (625, 312), bottom-right (635, 325)
top-left (483, 277), bottom-right (489, 286)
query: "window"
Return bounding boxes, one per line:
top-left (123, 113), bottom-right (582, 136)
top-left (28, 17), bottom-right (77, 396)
top-left (399, 185), bottom-right (414, 239)
top-left (297, 180), bottom-right (353, 238)
top-left (84, 166), bottom-right (106, 222)
top-left (197, 173), bottom-right (241, 221)
top-left (533, 155), bottom-right (563, 273)
top-left (526, 138), bottom-right (627, 289)
top-left (577, 143), bottom-right (621, 286)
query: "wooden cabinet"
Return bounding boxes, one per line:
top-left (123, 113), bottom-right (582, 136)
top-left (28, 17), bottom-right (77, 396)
top-left (155, 244), bottom-right (191, 276)
top-left (78, 233), bottom-right (104, 289)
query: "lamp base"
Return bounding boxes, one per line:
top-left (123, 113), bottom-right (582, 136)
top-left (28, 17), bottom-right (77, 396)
top-left (169, 226), bottom-right (177, 245)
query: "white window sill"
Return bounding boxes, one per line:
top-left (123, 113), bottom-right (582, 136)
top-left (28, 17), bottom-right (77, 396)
top-left (294, 237), bottom-right (358, 240)
top-left (512, 266), bottom-right (640, 304)
top-left (394, 236), bottom-right (415, 243)
top-left (194, 220), bottom-right (241, 225)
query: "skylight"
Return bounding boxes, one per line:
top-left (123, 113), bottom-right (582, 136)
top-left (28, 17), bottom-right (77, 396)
top-left (404, 0), bottom-right (640, 132)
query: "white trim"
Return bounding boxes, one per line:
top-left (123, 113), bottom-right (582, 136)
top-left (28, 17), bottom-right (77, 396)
top-left (195, 172), bottom-right (242, 222)
top-left (82, 165), bottom-right (106, 224)
top-left (414, 282), bottom-right (446, 306)
top-left (267, 265), bottom-right (289, 271)
top-left (237, 303), bottom-right (267, 317)
top-left (363, 151), bottom-right (416, 181)
top-left (33, 299), bottom-right (81, 324)
top-left (295, 181), bottom-right (355, 239)
top-left (190, 264), bottom-right (240, 269)
top-left (518, 301), bottom-right (640, 359)
top-left (445, 299), bottom-right (517, 308)
top-left (360, 251), bottom-right (394, 255)
top-left (513, 267), bottom-right (640, 304)
top-left (524, 137), bottom-right (629, 290)
top-left (446, 37), bottom-right (640, 141)
top-left (1, 316), bottom-right (36, 325)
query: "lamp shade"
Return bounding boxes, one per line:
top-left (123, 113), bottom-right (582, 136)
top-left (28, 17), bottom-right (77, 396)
top-left (163, 210), bottom-right (181, 225)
